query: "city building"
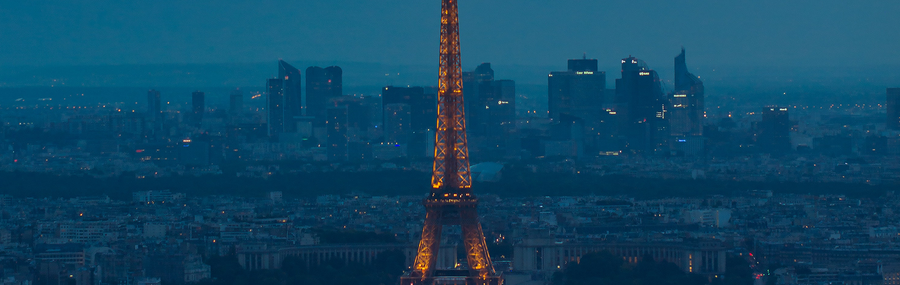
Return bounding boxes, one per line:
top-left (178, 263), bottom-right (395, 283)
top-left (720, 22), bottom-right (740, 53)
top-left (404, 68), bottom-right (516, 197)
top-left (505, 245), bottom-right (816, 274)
top-left (382, 86), bottom-right (436, 132)
top-left (513, 238), bottom-right (727, 278)
top-left (306, 66), bottom-right (343, 126)
top-left (229, 89), bottom-right (243, 116)
top-left (383, 103), bottom-right (411, 146)
top-left (279, 60), bottom-right (303, 132)
top-left (236, 244), bottom-right (457, 272)
top-left (615, 56), bottom-right (667, 153)
top-left (326, 106), bottom-right (349, 161)
top-left (463, 63), bottom-right (496, 137)
top-left (758, 106), bottom-right (791, 153)
top-left (147, 89), bottom-right (161, 120)
top-left (191, 91), bottom-right (205, 126)
top-left (461, 63), bottom-right (518, 158)
top-left (888, 88), bottom-right (900, 130)
top-left (548, 57), bottom-right (607, 155)
top-left (669, 48), bottom-right (704, 138)
top-left (267, 78), bottom-right (285, 138)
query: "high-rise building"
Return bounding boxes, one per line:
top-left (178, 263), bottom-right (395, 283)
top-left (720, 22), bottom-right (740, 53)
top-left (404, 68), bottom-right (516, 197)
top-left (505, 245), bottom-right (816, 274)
top-left (267, 79), bottom-right (285, 138)
top-left (147, 89), bottom-right (161, 120)
top-left (487, 80), bottom-right (516, 135)
top-left (191, 91), bottom-right (205, 126)
top-left (669, 48), bottom-right (705, 137)
top-left (279, 60), bottom-right (302, 131)
top-left (326, 106), bottom-right (349, 161)
top-left (414, 89), bottom-right (437, 132)
top-left (462, 63), bottom-right (495, 136)
top-left (548, 57), bottom-right (606, 154)
top-left (461, 63), bottom-right (518, 157)
top-left (568, 57), bottom-right (599, 72)
top-left (383, 103), bottom-right (411, 145)
top-left (888, 88), bottom-right (900, 130)
top-left (382, 86), bottom-right (436, 133)
top-left (329, 96), bottom-right (369, 129)
top-left (306, 66), bottom-right (343, 126)
top-left (758, 106), bottom-right (791, 153)
top-left (549, 59), bottom-right (605, 121)
top-left (615, 56), bottom-right (666, 152)
top-left (229, 89), bottom-right (243, 116)
top-left (471, 79), bottom-right (518, 157)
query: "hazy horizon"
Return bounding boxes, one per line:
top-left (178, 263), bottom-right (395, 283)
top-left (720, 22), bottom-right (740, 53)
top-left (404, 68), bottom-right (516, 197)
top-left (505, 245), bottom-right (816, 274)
top-left (2, 1), bottom-right (899, 69)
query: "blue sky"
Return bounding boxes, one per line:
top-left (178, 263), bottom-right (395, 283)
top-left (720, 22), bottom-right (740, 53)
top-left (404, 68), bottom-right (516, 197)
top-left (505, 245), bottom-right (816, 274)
top-left (1, 0), bottom-right (898, 70)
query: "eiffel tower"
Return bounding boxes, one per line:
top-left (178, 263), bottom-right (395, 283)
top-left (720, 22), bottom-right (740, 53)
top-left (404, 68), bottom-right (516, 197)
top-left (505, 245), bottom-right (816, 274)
top-left (400, 0), bottom-right (502, 284)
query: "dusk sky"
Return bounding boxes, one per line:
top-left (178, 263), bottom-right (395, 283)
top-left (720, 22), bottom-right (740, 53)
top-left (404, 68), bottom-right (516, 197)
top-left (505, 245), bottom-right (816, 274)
top-left (2, 0), bottom-right (899, 69)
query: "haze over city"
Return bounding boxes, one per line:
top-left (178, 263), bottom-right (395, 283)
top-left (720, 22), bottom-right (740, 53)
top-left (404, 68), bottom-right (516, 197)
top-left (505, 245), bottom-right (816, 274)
top-left (1, 1), bottom-right (900, 285)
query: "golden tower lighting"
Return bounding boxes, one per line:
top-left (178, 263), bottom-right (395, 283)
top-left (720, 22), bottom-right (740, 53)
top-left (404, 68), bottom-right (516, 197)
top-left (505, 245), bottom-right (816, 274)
top-left (401, 0), bottom-right (502, 284)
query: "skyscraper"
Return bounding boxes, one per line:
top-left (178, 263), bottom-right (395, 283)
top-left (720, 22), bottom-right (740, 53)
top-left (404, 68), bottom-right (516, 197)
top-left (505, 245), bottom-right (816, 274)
top-left (669, 48), bottom-right (705, 137)
top-left (615, 56), bottom-right (666, 152)
top-left (382, 86), bottom-right (436, 132)
top-left (147, 89), bottom-right (161, 120)
top-left (229, 89), bottom-right (243, 116)
top-left (383, 103), bottom-right (411, 145)
top-left (548, 57), bottom-right (606, 154)
top-left (326, 106), bottom-right (349, 161)
top-left (383, 86), bottom-right (421, 107)
top-left (462, 63), bottom-right (495, 136)
top-left (479, 80), bottom-right (517, 157)
top-left (888, 88), bottom-right (900, 130)
top-left (267, 79), bottom-right (284, 138)
top-left (279, 60), bottom-right (302, 131)
top-left (568, 57), bottom-right (599, 72)
top-left (306, 66), bottom-right (343, 126)
top-left (549, 58), bottom-right (605, 121)
top-left (487, 80), bottom-right (516, 136)
top-left (191, 91), bottom-right (205, 126)
top-left (758, 106), bottom-right (791, 153)
top-left (413, 89), bottom-right (437, 132)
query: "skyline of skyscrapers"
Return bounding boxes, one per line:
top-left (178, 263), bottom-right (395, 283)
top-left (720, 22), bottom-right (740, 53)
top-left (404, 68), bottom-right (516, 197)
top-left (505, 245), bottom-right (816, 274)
top-left (129, 50), bottom-right (878, 161)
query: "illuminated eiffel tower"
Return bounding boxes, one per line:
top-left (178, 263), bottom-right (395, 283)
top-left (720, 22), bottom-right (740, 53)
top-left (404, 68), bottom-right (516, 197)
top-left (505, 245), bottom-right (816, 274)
top-left (400, 0), bottom-right (502, 284)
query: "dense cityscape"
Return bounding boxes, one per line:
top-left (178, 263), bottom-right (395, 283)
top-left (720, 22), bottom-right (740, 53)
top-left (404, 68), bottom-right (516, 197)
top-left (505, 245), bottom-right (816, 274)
top-left (2, 1), bottom-right (900, 285)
